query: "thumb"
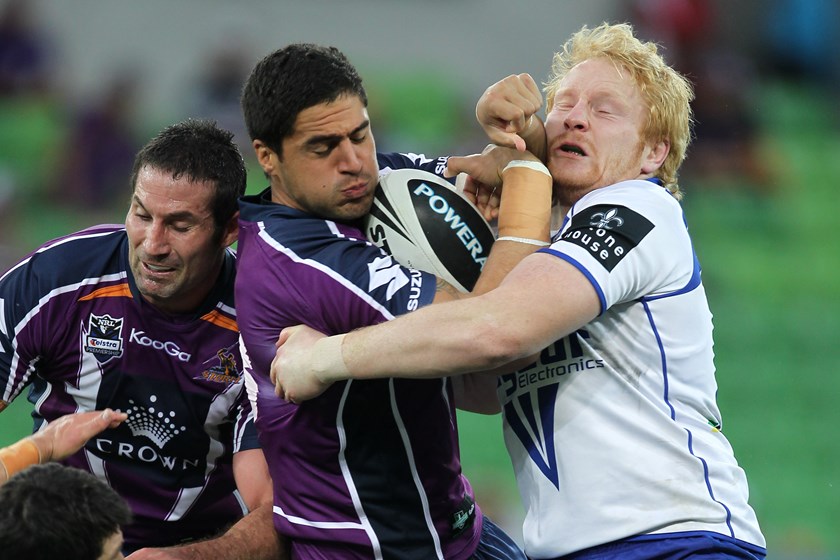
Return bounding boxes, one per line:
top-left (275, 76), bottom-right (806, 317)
top-left (445, 154), bottom-right (483, 178)
top-left (275, 325), bottom-right (298, 348)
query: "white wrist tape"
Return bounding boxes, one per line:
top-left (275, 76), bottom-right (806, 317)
top-left (502, 160), bottom-right (551, 177)
top-left (497, 235), bottom-right (550, 247)
top-left (311, 334), bottom-right (350, 383)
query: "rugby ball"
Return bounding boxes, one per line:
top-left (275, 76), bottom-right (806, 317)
top-left (364, 169), bottom-right (495, 292)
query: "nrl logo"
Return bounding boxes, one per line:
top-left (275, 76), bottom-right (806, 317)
top-left (83, 313), bottom-right (124, 363)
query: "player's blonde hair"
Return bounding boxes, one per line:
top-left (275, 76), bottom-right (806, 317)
top-left (543, 22), bottom-right (694, 199)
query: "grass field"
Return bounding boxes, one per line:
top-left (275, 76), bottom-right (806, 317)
top-left (2, 80), bottom-right (838, 558)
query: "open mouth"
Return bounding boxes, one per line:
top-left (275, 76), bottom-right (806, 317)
top-left (560, 143), bottom-right (586, 156)
top-left (143, 262), bottom-right (176, 275)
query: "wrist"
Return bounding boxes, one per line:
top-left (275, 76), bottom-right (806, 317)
top-left (0, 438), bottom-right (42, 480)
top-left (28, 433), bottom-right (51, 463)
top-left (311, 334), bottom-right (350, 384)
top-left (497, 161), bottom-right (553, 241)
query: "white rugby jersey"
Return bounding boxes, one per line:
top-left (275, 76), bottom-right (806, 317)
top-left (498, 180), bottom-right (765, 558)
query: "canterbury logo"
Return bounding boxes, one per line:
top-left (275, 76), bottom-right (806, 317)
top-left (368, 255), bottom-right (409, 300)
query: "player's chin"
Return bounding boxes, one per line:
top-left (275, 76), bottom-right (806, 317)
top-left (337, 195), bottom-right (374, 221)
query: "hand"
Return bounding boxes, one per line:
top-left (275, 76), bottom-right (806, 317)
top-left (31, 408), bottom-right (127, 462)
top-left (271, 325), bottom-right (333, 403)
top-left (446, 145), bottom-right (543, 221)
top-left (476, 73), bottom-right (543, 151)
top-left (461, 174), bottom-right (500, 222)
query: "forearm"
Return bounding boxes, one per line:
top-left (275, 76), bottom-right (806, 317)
top-left (0, 438), bottom-right (40, 485)
top-left (472, 161), bottom-right (552, 294)
top-left (200, 504), bottom-right (284, 560)
top-left (131, 505), bottom-right (285, 560)
top-left (337, 293), bottom-right (520, 381)
top-left (520, 116), bottom-right (547, 162)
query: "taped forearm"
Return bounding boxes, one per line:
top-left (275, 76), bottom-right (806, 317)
top-left (0, 438), bottom-right (41, 483)
top-left (497, 160), bottom-right (553, 243)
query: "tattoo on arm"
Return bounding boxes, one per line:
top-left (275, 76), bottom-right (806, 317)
top-left (435, 277), bottom-right (462, 300)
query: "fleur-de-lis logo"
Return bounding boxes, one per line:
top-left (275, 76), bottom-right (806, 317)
top-left (589, 208), bottom-right (624, 229)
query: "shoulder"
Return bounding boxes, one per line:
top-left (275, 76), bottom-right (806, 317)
top-left (3, 225), bottom-right (126, 284)
top-left (378, 152), bottom-right (451, 179)
top-left (564, 181), bottom-right (684, 240)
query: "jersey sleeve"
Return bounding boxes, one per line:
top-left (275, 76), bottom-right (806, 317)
top-left (0, 227), bottom-right (125, 403)
top-left (232, 388), bottom-right (260, 452)
top-left (377, 152), bottom-right (453, 181)
top-left (538, 183), bottom-right (697, 314)
top-left (235, 214), bottom-right (438, 383)
top-left (0, 252), bottom-right (65, 402)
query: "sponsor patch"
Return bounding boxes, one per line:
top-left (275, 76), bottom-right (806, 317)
top-left (196, 347), bottom-right (242, 384)
top-left (84, 313), bottom-right (124, 363)
top-left (561, 204), bottom-right (654, 271)
top-left (450, 493), bottom-right (476, 537)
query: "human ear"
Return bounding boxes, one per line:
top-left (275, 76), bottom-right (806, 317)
top-left (254, 140), bottom-right (277, 175)
top-left (641, 139), bottom-right (669, 174)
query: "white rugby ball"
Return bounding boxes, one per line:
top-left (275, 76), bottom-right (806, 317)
top-left (364, 169), bottom-right (495, 292)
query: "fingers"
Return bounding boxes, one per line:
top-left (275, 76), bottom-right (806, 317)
top-left (445, 154), bottom-right (476, 178)
top-left (100, 408), bottom-right (128, 429)
top-left (459, 175), bottom-right (499, 222)
top-left (272, 326), bottom-right (298, 393)
top-left (476, 73), bottom-right (543, 150)
top-left (275, 325), bottom-right (297, 348)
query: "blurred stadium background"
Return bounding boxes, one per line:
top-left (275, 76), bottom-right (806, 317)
top-left (1, 0), bottom-right (838, 558)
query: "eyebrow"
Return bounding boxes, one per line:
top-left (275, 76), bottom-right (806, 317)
top-left (132, 195), bottom-right (200, 222)
top-left (304, 120), bottom-right (370, 148)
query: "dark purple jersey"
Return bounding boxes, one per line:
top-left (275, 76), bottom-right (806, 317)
top-left (0, 225), bottom-right (259, 552)
top-left (235, 153), bottom-right (484, 559)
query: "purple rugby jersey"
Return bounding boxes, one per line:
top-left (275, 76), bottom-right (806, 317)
top-left (0, 225), bottom-right (259, 553)
top-left (235, 152), bottom-right (484, 560)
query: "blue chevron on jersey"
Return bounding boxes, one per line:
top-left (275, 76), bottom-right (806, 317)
top-left (503, 381), bottom-right (560, 489)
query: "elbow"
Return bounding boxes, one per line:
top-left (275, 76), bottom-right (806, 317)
top-left (466, 313), bottom-right (533, 370)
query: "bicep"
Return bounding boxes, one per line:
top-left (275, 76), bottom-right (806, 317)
top-left (488, 252), bottom-right (601, 355)
top-left (233, 448), bottom-right (273, 510)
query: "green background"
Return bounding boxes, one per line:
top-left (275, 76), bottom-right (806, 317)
top-left (2, 81), bottom-right (838, 559)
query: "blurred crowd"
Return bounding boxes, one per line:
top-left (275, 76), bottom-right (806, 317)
top-left (1, 0), bottom-right (838, 270)
top-left (627, 0), bottom-right (839, 191)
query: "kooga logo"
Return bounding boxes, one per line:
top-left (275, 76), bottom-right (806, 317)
top-left (129, 328), bottom-right (192, 362)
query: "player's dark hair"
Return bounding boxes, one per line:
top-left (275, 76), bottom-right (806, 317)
top-left (0, 463), bottom-right (132, 560)
top-left (241, 43), bottom-right (368, 157)
top-left (129, 119), bottom-right (247, 241)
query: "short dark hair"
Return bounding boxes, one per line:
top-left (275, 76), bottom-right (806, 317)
top-left (241, 43), bottom-right (368, 156)
top-left (129, 119), bottom-right (247, 239)
top-left (0, 463), bottom-right (132, 560)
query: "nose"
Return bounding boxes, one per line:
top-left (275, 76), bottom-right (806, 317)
top-left (564, 100), bottom-right (589, 131)
top-left (143, 221), bottom-right (170, 256)
top-left (335, 139), bottom-right (363, 174)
